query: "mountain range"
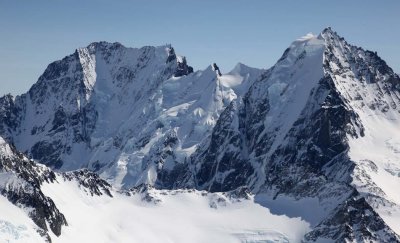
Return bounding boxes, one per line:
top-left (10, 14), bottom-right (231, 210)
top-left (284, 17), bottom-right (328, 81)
top-left (1, 27), bottom-right (400, 243)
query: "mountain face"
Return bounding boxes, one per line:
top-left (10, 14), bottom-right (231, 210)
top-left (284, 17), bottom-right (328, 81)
top-left (0, 42), bottom-right (262, 190)
top-left (185, 28), bottom-right (400, 242)
top-left (1, 27), bottom-right (400, 242)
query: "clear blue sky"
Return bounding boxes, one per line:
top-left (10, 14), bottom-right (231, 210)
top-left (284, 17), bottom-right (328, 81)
top-left (1, 0), bottom-right (399, 96)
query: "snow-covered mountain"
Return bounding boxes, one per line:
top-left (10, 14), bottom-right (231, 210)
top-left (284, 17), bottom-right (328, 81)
top-left (185, 28), bottom-right (400, 242)
top-left (0, 42), bottom-right (262, 190)
top-left (1, 27), bottom-right (400, 242)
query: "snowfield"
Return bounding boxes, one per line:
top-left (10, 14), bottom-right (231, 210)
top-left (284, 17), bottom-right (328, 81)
top-left (40, 177), bottom-right (309, 243)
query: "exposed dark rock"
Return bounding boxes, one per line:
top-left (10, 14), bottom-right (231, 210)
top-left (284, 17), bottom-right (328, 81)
top-left (0, 94), bottom-right (23, 142)
top-left (193, 100), bottom-right (254, 192)
top-left (0, 140), bottom-right (67, 240)
top-left (174, 56), bottom-right (193, 77)
top-left (166, 46), bottom-right (176, 63)
top-left (212, 63), bottom-right (222, 76)
top-left (62, 169), bottom-right (113, 197)
top-left (31, 140), bottom-right (64, 169)
top-left (305, 192), bottom-right (400, 242)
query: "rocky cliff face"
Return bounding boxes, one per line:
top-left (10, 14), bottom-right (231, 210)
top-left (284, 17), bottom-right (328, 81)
top-left (0, 137), bottom-right (66, 241)
top-left (0, 136), bottom-right (115, 242)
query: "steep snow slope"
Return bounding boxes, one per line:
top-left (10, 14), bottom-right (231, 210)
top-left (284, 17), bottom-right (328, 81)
top-left (0, 43), bottom-right (262, 190)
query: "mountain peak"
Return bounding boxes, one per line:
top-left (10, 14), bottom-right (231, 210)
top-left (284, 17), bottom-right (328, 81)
top-left (85, 41), bottom-right (124, 50)
top-left (232, 62), bottom-right (250, 71)
top-left (320, 27), bottom-right (345, 43)
top-left (229, 62), bottom-right (262, 76)
top-left (320, 26), bottom-right (343, 39)
top-left (0, 93), bottom-right (14, 102)
top-left (321, 26), bottom-right (334, 34)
